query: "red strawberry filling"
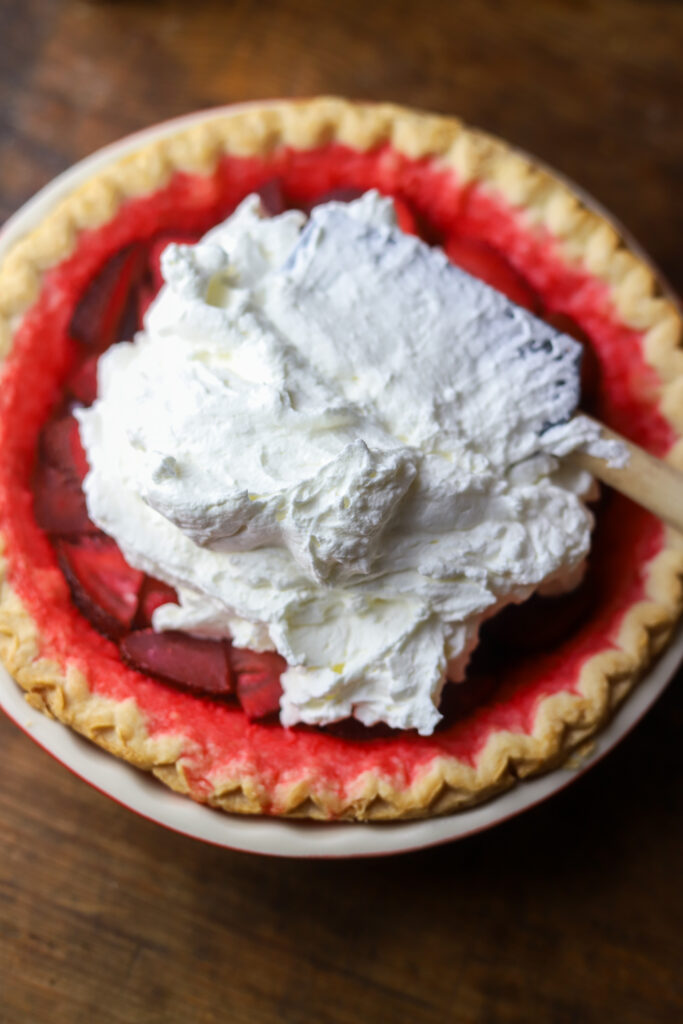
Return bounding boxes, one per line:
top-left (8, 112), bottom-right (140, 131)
top-left (70, 243), bottom-right (147, 353)
top-left (0, 141), bottom-right (673, 808)
top-left (31, 227), bottom-right (292, 718)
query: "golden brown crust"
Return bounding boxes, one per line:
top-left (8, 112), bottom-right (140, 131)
top-left (1, 97), bottom-right (682, 821)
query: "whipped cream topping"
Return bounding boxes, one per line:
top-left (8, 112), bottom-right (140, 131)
top-left (77, 191), bottom-right (598, 735)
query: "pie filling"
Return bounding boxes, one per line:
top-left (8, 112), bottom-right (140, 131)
top-left (0, 143), bottom-right (670, 803)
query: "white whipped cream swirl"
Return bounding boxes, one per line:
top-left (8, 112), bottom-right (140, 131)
top-left (77, 191), bottom-right (597, 735)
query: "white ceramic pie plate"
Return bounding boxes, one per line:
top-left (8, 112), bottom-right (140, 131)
top-left (2, 636), bottom-right (682, 858)
top-left (1, 106), bottom-right (681, 858)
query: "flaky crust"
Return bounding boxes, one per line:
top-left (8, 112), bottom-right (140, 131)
top-left (1, 97), bottom-right (682, 821)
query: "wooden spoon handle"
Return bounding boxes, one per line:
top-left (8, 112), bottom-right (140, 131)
top-left (568, 418), bottom-right (683, 534)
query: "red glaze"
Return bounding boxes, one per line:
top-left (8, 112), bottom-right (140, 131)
top-left (0, 143), bottom-right (673, 811)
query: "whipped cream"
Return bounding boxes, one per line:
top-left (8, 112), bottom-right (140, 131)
top-left (77, 191), bottom-right (598, 735)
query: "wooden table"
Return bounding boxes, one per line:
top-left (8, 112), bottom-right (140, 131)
top-left (1, 2), bottom-right (682, 1020)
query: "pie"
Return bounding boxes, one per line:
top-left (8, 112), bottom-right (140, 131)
top-left (1, 97), bottom-right (682, 820)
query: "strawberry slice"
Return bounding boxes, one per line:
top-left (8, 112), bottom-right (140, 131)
top-left (65, 355), bottom-right (99, 407)
top-left (258, 178), bottom-right (287, 216)
top-left (230, 647), bottom-right (285, 720)
top-left (121, 629), bottom-right (233, 695)
top-left (444, 235), bottom-right (539, 311)
top-left (33, 413), bottom-right (95, 536)
top-left (480, 581), bottom-right (596, 656)
top-left (136, 576), bottom-right (179, 627)
top-left (33, 466), bottom-right (94, 537)
top-left (39, 413), bottom-right (89, 483)
top-left (305, 186), bottom-right (365, 212)
top-left (137, 282), bottom-right (157, 326)
top-left (57, 535), bottom-right (144, 639)
top-left (544, 311), bottom-right (601, 410)
top-left (70, 244), bottom-right (147, 352)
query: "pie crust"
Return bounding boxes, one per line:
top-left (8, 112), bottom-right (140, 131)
top-left (1, 97), bottom-right (682, 821)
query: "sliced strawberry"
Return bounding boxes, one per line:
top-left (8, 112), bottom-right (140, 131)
top-left (70, 244), bottom-right (147, 352)
top-left (136, 576), bottom-right (179, 627)
top-left (147, 231), bottom-right (201, 294)
top-left (117, 286), bottom-right (142, 346)
top-left (137, 282), bottom-right (157, 326)
top-left (121, 629), bottom-right (233, 695)
top-left (544, 311), bottom-right (601, 410)
top-left (57, 536), bottom-right (144, 639)
top-left (65, 355), bottom-right (99, 407)
top-left (304, 186), bottom-right (365, 212)
top-left (480, 581), bottom-right (596, 656)
top-left (33, 466), bottom-right (94, 537)
top-left (33, 413), bottom-right (95, 536)
top-left (391, 195), bottom-right (418, 235)
top-left (258, 178), bottom-right (287, 216)
top-left (230, 647), bottom-right (285, 720)
top-left (39, 413), bottom-right (88, 483)
top-left (444, 235), bottom-right (539, 311)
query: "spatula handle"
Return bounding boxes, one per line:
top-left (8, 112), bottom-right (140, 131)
top-left (569, 418), bottom-right (683, 534)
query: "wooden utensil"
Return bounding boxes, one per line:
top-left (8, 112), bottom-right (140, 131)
top-left (569, 416), bottom-right (683, 534)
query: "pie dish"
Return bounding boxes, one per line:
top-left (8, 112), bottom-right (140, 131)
top-left (1, 97), bottom-right (682, 821)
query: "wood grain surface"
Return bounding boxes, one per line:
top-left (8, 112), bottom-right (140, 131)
top-left (1, 1), bottom-right (682, 1021)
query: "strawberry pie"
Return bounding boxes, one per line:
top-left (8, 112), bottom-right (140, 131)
top-left (0, 98), bottom-right (682, 820)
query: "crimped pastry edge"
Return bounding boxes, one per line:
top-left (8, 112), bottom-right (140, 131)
top-left (1, 96), bottom-right (682, 821)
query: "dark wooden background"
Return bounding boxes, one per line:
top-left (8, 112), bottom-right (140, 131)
top-left (1, 1), bottom-right (682, 1021)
